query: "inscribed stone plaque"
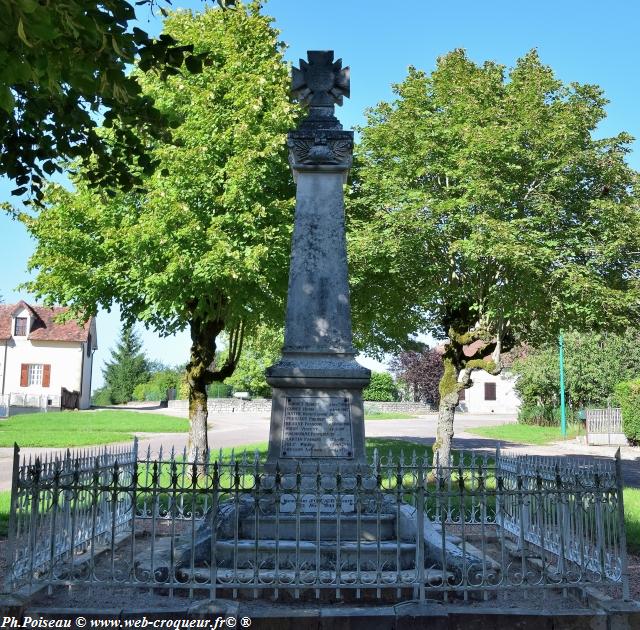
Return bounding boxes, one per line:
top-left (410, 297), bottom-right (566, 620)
top-left (281, 396), bottom-right (353, 458)
top-left (280, 494), bottom-right (355, 513)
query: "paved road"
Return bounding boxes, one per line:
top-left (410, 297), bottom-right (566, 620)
top-left (2, 409), bottom-right (639, 489)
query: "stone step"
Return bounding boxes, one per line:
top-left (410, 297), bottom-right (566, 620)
top-left (211, 539), bottom-right (418, 570)
top-left (239, 514), bottom-right (396, 541)
top-left (453, 541), bottom-right (501, 571)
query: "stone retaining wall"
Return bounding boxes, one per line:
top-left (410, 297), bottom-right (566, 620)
top-left (168, 398), bottom-right (273, 414)
top-left (167, 398), bottom-right (434, 415)
top-left (363, 401), bottom-right (435, 414)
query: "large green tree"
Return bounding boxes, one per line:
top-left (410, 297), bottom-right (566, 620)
top-left (350, 49), bottom-right (640, 466)
top-left (102, 324), bottom-right (150, 404)
top-left (0, 0), bottom-right (238, 201)
top-left (15, 3), bottom-right (297, 457)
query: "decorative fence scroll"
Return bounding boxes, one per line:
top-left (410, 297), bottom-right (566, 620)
top-left (4, 441), bottom-right (629, 602)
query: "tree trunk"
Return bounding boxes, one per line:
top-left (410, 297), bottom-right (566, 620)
top-left (432, 353), bottom-right (460, 469)
top-left (186, 318), bottom-right (222, 462)
top-left (188, 387), bottom-right (209, 462)
top-left (431, 319), bottom-right (504, 472)
top-left (434, 390), bottom-right (459, 469)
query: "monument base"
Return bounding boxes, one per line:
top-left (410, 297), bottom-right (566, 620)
top-left (265, 353), bottom-right (370, 472)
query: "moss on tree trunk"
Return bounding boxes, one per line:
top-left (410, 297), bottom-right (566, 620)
top-left (433, 355), bottom-right (462, 468)
top-left (432, 323), bottom-right (503, 471)
top-left (185, 312), bottom-right (245, 462)
top-left (186, 318), bottom-right (221, 461)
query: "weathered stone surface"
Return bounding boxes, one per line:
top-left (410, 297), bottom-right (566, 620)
top-left (266, 386), bottom-right (368, 471)
top-left (277, 170), bottom-right (355, 355)
top-left (280, 395), bottom-right (353, 457)
top-left (265, 50), bottom-right (370, 470)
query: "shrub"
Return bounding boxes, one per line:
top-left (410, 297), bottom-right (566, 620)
top-left (518, 404), bottom-right (576, 426)
top-left (178, 374), bottom-right (189, 399)
top-left (92, 387), bottom-right (113, 406)
top-left (133, 383), bottom-right (147, 401)
top-left (363, 372), bottom-right (399, 402)
top-left (208, 382), bottom-right (233, 398)
top-left (614, 379), bottom-right (640, 444)
top-left (133, 369), bottom-right (182, 401)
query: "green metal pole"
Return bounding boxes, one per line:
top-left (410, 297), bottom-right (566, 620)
top-left (559, 332), bottom-right (566, 438)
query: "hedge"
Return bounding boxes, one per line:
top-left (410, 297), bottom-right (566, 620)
top-left (518, 404), bottom-right (576, 427)
top-left (614, 379), bottom-right (640, 444)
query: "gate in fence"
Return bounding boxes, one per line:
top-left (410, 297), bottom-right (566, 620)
top-left (4, 441), bottom-right (629, 602)
top-left (585, 408), bottom-right (627, 446)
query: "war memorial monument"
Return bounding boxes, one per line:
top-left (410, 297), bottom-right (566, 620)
top-left (2, 50), bottom-right (634, 629)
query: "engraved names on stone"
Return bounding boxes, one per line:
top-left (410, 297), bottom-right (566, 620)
top-left (280, 396), bottom-right (353, 458)
top-left (280, 493), bottom-right (355, 513)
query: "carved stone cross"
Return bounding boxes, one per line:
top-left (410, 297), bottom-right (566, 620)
top-left (291, 51), bottom-right (350, 108)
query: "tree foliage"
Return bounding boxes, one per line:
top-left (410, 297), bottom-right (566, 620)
top-left (512, 330), bottom-right (640, 409)
top-left (133, 367), bottom-right (182, 401)
top-left (350, 49), bottom-right (640, 463)
top-left (614, 379), bottom-right (640, 443)
top-left (390, 348), bottom-right (444, 406)
top-left (362, 372), bottom-right (399, 402)
top-left (15, 4), bottom-right (297, 455)
top-left (102, 324), bottom-right (150, 404)
top-left (223, 325), bottom-right (283, 398)
top-left (0, 0), bottom-right (239, 201)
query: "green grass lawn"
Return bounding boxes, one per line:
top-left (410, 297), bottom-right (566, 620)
top-left (0, 410), bottom-right (189, 448)
top-left (466, 422), bottom-right (583, 445)
top-left (624, 487), bottom-right (640, 553)
top-left (0, 491), bottom-right (9, 538)
top-left (364, 412), bottom-right (417, 420)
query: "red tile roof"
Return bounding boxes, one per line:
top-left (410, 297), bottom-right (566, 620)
top-left (0, 302), bottom-right (92, 343)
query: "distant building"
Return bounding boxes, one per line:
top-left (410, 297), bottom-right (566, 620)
top-left (0, 301), bottom-right (97, 410)
top-left (457, 368), bottom-right (520, 415)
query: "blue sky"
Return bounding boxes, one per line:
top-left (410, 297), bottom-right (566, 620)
top-left (1, 0), bottom-right (638, 389)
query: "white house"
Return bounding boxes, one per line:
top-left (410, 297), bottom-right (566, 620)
top-left (0, 301), bottom-right (97, 410)
top-left (457, 368), bottom-right (520, 415)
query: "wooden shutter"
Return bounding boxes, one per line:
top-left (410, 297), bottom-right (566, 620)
top-left (20, 364), bottom-right (28, 387)
top-left (458, 388), bottom-right (466, 402)
top-left (42, 364), bottom-right (51, 388)
top-left (484, 382), bottom-right (496, 401)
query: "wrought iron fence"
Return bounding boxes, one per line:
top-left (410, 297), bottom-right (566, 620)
top-left (4, 442), bottom-right (629, 602)
top-left (496, 451), bottom-right (626, 589)
top-left (5, 440), bottom-right (138, 593)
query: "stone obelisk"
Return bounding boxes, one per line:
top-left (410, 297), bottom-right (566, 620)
top-left (266, 51), bottom-right (370, 471)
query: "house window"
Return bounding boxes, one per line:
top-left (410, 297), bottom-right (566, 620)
top-left (484, 382), bottom-right (496, 401)
top-left (458, 388), bottom-right (466, 402)
top-left (20, 363), bottom-right (51, 387)
top-left (14, 317), bottom-right (27, 336)
top-left (28, 364), bottom-right (43, 386)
